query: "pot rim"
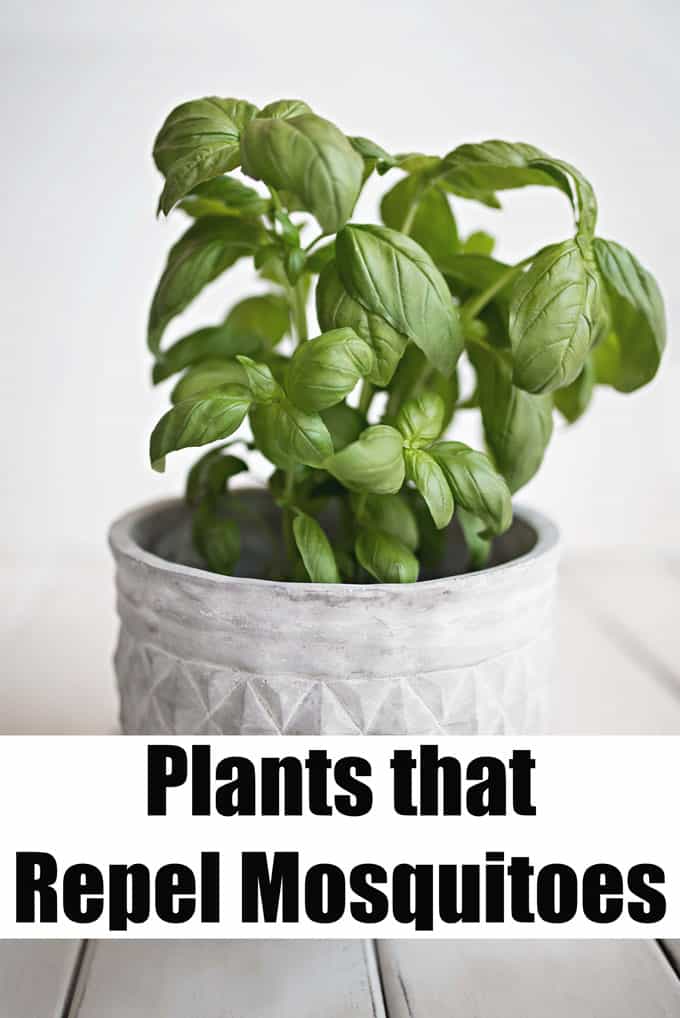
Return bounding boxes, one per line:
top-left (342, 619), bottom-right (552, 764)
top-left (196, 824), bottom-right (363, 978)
top-left (109, 493), bottom-right (559, 595)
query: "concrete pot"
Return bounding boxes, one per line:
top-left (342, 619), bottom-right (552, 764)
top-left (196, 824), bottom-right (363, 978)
top-left (109, 493), bottom-right (559, 735)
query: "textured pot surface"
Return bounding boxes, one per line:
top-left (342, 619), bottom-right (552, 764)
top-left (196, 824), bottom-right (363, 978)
top-left (109, 494), bottom-right (560, 735)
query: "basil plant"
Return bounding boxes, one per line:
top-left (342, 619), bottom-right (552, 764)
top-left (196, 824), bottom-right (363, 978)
top-left (148, 97), bottom-right (666, 583)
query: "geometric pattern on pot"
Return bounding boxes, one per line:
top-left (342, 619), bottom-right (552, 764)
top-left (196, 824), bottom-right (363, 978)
top-left (114, 629), bottom-right (553, 735)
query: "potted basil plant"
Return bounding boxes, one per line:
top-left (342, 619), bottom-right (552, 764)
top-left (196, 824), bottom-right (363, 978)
top-left (110, 97), bottom-right (666, 735)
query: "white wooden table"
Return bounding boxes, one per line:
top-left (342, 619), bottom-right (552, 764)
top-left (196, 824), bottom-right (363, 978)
top-left (1, 551), bottom-right (679, 1015)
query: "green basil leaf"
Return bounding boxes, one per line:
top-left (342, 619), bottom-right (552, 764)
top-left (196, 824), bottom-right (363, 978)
top-left (592, 238), bottom-right (666, 392)
top-left (349, 136), bottom-right (394, 163)
top-left (437, 140), bottom-right (573, 206)
top-left (152, 293), bottom-right (288, 381)
top-left (292, 513), bottom-right (340, 583)
top-left (250, 399), bottom-right (333, 469)
top-left (171, 359), bottom-right (247, 402)
top-left (193, 502), bottom-right (240, 575)
top-left (352, 493), bottom-right (419, 551)
top-left (153, 97), bottom-right (259, 214)
top-left (153, 326), bottom-right (261, 384)
top-left (257, 99), bottom-right (313, 120)
top-left (236, 355), bottom-right (281, 403)
top-left (395, 392), bottom-right (446, 447)
top-left (316, 261), bottom-right (408, 386)
top-left (324, 425), bottom-right (405, 494)
top-left (431, 441), bottom-right (512, 535)
top-left (186, 447), bottom-right (247, 505)
top-left (149, 384), bottom-right (252, 470)
top-left (379, 152), bottom-right (438, 175)
top-left (179, 176), bottom-right (269, 219)
top-left (241, 113), bottom-right (363, 233)
top-left (462, 231), bottom-right (495, 256)
top-left (509, 240), bottom-right (605, 393)
top-left (554, 358), bottom-right (596, 423)
top-left (470, 344), bottom-right (553, 493)
top-left (320, 403), bottom-right (365, 451)
top-left (404, 448), bottom-right (454, 529)
top-left (349, 136), bottom-right (395, 181)
top-left (457, 508), bottom-right (492, 570)
top-left (147, 218), bottom-right (264, 355)
top-left (380, 175), bottom-right (459, 263)
top-left (223, 293), bottom-right (290, 347)
top-left (355, 529), bottom-right (419, 584)
top-left (286, 328), bottom-right (374, 411)
top-left (335, 225), bottom-right (463, 376)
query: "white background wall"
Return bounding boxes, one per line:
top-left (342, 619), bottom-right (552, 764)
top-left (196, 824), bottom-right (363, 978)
top-left (1, 0), bottom-right (677, 559)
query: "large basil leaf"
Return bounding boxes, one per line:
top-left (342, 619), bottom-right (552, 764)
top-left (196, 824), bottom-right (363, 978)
top-left (250, 399), bottom-right (333, 469)
top-left (186, 447), bottom-right (247, 505)
top-left (153, 293), bottom-right (289, 380)
top-left (149, 384), bottom-right (252, 470)
top-left (431, 441), bottom-right (512, 535)
top-left (324, 425), bottom-right (405, 494)
top-left (240, 113), bottom-right (363, 233)
top-left (353, 492), bottom-right (419, 551)
top-left (292, 513), bottom-right (340, 583)
top-left (380, 176), bottom-right (459, 264)
top-left (171, 359), bottom-right (247, 403)
top-left (404, 448), bottom-right (454, 529)
top-left (395, 392), bottom-right (446, 447)
top-left (335, 225), bottom-right (463, 376)
top-left (315, 262), bottom-right (408, 386)
top-left (592, 238), bottom-right (666, 392)
top-left (147, 218), bottom-right (264, 355)
top-left (470, 344), bottom-right (553, 492)
top-left (179, 176), bottom-right (269, 219)
top-left (355, 529), bottom-right (418, 584)
top-left (553, 358), bottom-right (596, 423)
top-left (193, 502), bottom-right (240, 575)
top-left (509, 240), bottom-right (605, 393)
top-left (153, 97), bottom-right (259, 214)
top-left (437, 140), bottom-right (573, 204)
top-left (286, 328), bottom-right (374, 411)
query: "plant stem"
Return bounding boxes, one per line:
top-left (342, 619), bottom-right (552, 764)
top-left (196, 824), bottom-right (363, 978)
top-left (461, 255), bottom-right (533, 320)
top-left (358, 380), bottom-right (374, 416)
top-left (464, 330), bottom-right (514, 369)
top-left (291, 280), bottom-right (308, 345)
top-left (281, 471), bottom-right (296, 579)
top-left (304, 232), bottom-right (326, 254)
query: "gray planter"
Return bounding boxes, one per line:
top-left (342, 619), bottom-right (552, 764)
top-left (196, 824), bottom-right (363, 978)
top-left (109, 493), bottom-right (559, 735)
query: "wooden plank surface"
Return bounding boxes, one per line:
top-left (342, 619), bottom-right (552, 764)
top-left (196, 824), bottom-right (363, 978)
top-left (560, 556), bottom-right (680, 705)
top-left (550, 570), bottom-right (680, 732)
top-left (75, 940), bottom-right (384, 1018)
top-left (0, 939), bottom-right (82, 1018)
top-left (377, 940), bottom-right (680, 1018)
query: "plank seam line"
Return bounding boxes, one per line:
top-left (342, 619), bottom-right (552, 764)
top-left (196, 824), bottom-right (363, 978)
top-left (588, 606), bottom-right (680, 701)
top-left (658, 939), bottom-right (680, 983)
top-left (565, 572), bottom-right (680, 701)
top-left (60, 939), bottom-right (96, 1018)
top-left (365, 939), bottom-right (389, 1018)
